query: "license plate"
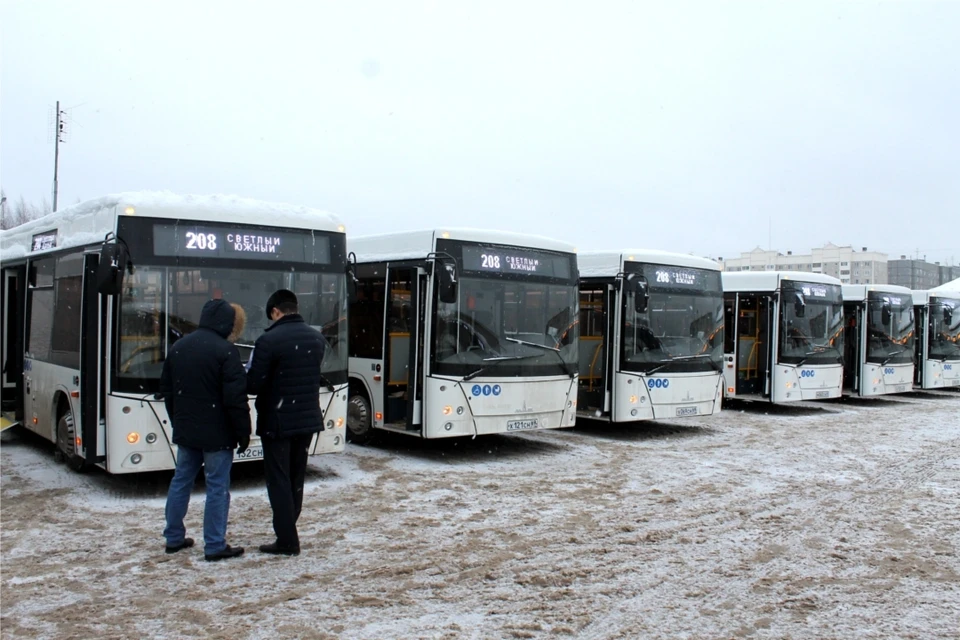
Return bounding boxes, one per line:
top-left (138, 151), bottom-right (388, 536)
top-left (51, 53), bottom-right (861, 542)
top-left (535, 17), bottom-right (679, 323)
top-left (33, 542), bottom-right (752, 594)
top-left (506, 418), bottom-right (539, 431)
top-left (815, 390), bottom-right (830, 398)
top-left (895, 385), bottom-right (907, 393)
top-left (676, 406), bottom-right (698, 417)
top-left (951, 379), bottom-right (960, 386)
top-left (235, 447), bottom-right (263, 460)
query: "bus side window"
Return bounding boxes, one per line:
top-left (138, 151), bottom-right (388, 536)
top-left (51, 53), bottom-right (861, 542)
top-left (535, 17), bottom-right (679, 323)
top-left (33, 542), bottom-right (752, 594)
top-left (349, 277), bottom-right (386, 359)
top-left (26, 258), bottom-right (56, 362)
top-left (50, 251), bottom-right (84, 369)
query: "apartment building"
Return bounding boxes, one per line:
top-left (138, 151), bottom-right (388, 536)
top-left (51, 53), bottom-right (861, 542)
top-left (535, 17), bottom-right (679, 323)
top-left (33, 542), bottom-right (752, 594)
top-left (718, 243), bottom-right (887, 285)
top-left (887, 258), bottom-right (960, 290)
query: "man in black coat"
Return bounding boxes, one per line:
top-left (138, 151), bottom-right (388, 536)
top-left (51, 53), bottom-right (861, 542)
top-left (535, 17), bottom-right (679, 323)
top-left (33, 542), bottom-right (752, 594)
top-left (160, 298), bottom-right (251, 561)
top-left (247, 289), bottom-right (327, 555)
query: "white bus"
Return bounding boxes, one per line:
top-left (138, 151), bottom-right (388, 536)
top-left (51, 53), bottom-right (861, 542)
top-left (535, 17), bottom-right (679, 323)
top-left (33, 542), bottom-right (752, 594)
top-left (912, 288), bottom-right (960, 389)
top-left (345, 228), bottom-right (579, 442)
top-left (576, 250), bottom-right (724, 422)
top-left (0, 192), bottom-right (350, 473)
top-left (722, 271), bottom-right (844, 403)
top-left (840, 285), bottom-right (915, 396)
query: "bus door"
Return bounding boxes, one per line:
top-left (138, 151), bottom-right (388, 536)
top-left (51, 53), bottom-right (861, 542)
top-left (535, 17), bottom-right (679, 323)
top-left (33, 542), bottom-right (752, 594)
top-left (79, 253), bottom-right (106, 463)
top-left (384, 266), bottom-right (423, 429)
top-left (913, 305), bottom-right (925, 387)
top-left (842, 302), bottom-right (862, 392)
top-left (735, 294), bottom-right (772, 396)
top-left (1, 265), bottom-right (26, 422)
top-left (576, 284), bottom-right (611, 414)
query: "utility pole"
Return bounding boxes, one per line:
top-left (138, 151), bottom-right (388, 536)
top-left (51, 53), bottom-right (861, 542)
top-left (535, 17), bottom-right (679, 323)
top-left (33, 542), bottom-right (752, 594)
top-left (53, 100), bottom-right (65, 212)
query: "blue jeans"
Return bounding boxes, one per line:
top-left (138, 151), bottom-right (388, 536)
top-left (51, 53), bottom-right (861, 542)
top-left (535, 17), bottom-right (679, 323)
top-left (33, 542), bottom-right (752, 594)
top-left (163, 445), bottom-right (233, 554)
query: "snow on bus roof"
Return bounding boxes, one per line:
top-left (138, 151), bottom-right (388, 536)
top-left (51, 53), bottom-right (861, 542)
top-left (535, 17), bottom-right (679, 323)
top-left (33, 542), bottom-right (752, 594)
top-left (578, 250), bottom-right (719, 278)
top-left (0, 191), bottom-right (343, 260)
top-left (348, 228), bottom-right (576, 263)
top-left (722, 270), bottom-right (843, 292)
top-left (841, 283), bottom-right (913, 302)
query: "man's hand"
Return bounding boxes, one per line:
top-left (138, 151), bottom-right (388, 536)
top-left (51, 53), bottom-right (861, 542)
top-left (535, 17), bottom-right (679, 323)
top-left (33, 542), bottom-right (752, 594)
top-left (237, 434), bottom-right (250, 455)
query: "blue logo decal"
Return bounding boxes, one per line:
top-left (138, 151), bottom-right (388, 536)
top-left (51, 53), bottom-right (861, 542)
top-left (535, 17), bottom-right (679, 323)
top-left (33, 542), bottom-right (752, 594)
top-left (482, 384), bottom-right (492, 396)
top-left (647, 378), bottom-right (670, 389)
top-left (471, 384), bottom-right (482, 396)
top-left (945, 364), bottom-right (953, 371)
top-left (883, 367), bottom-right (896, 375)
top-left (492, 384), bottom-right (502, 396)
top-left (800, 370), bottom-right (816, 378)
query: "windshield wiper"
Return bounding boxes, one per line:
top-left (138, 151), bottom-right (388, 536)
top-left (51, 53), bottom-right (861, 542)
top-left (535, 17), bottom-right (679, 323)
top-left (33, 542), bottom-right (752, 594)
top-left (671, 353), bottom-right (722, 373)
top-left (881, 349), bottom-right (906, 366)
top-left (463, 354), bottom-right (539, 382)
top-left (505, 336), bottom-right (576, 379)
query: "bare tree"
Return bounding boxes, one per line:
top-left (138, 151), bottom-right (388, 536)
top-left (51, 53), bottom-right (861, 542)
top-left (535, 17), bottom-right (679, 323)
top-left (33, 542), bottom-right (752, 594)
top-left (0, 192), bottom-right (46, 230)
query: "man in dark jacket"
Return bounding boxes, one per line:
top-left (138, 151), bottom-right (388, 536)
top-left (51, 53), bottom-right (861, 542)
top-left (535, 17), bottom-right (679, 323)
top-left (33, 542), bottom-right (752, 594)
top-left (160, 298), bottom-right (251, 562)
top-left (247, 289), bottom-right (327, 555)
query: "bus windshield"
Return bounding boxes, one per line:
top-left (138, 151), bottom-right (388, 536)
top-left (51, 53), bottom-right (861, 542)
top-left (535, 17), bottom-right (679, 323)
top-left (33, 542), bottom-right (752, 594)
top-left (620, 264), bottom-right (723, 374)
top-left (115, 265), bottom-right (347, 393)
top-left (431, 276), bottom-right (578, 378)
top-left (779, 281), bottom-right (844, 366)
top-left (866, 291), bottom-right (915, 365)
top-left (929, 296), bottom-right (960, 361)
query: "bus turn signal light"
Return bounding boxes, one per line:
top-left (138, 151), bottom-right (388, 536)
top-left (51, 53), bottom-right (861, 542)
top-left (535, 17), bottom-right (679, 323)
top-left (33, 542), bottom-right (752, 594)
top-left (127, 432), bottom-right (140, 444)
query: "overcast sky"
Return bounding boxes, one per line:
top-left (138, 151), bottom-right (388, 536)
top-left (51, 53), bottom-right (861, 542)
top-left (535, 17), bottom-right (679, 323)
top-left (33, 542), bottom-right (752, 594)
top-left (2, 1), bottom-right (957, 264)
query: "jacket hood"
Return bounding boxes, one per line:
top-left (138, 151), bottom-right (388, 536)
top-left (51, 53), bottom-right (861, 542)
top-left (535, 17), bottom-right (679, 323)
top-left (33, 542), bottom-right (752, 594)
top-left (199, 299), bottom-right (236, 339)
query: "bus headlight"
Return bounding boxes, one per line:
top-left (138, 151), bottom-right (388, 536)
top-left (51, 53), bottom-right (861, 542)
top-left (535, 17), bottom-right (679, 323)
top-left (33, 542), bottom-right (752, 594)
top-left (336, 417), bottom-right (344, 427)
top-left (127, 432), bottom-right (140, 444)
top-left (131, 453), bottom-right (142, 464)
top-left (444, 422), bottom-right (453, 431)
top-left (145, 432), bottom-right (157, 444)
top-left (456, 406), bottom-right (464, 415)
top-left (629, 395), bottom-right (638, 404)
top-left (442, 406), bottom-right (453, 416)
top-left (326, 420), bottom-right (334, 429)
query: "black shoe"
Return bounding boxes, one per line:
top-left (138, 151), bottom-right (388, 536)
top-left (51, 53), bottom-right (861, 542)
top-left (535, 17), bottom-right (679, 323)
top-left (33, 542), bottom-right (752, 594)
top-left (259, 542), bottom-right (300, 556)
top-left (204, 545), bottom-right (245, 562)
top-left (165, 537), bottom-right (195, 554)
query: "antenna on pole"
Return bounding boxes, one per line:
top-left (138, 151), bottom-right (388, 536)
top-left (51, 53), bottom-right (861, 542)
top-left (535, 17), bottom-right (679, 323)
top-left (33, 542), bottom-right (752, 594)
top-left (51, 100), bottom-right (69, 212)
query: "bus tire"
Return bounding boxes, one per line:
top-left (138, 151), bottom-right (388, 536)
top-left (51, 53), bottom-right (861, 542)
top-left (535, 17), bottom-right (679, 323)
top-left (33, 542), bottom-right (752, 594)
top-left (56, 407), bottom-right (88, 473)
top-left (346, 394), bottom-right (373, 445)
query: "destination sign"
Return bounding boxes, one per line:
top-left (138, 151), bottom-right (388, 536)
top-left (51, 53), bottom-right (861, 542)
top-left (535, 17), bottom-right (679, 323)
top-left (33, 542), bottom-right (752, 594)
top-left (461, 246), bottom-right (572, 279)
top-left (802, 285), bottom-right (829, 298)
top-left (31, 231), bottom-right (57, 252)
top-left (152, 223), bottom-right (330, 264)
top-left (641, 265), bottom-right (721, 292)
top-left (784, 280), bottom-right (841, 303)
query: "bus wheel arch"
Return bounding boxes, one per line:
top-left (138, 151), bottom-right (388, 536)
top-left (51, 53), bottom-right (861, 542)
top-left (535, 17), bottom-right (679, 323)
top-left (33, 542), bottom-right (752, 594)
top-left (346, 379), bottom-right (374, 445)
top-left (53, 393), bottom-right (87, 473)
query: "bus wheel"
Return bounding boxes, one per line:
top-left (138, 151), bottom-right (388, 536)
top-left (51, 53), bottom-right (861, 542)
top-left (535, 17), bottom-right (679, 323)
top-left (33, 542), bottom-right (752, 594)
top-left (346, 394), bottom-right (373, 445)
top-left (56, 409), bottom-right (88, 473)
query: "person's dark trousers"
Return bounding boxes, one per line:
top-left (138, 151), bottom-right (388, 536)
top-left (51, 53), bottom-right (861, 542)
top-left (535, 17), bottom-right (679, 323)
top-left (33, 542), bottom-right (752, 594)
top-left (262, 432), bottom-right (314, 548)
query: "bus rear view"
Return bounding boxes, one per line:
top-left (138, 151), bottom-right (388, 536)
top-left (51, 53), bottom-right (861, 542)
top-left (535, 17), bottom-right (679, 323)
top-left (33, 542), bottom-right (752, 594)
top-left (722, 272), bottom-right (844, 403)
top-left (578, 250), bottom-right (724, 422)
top-left (347, 229), bottom-right (579, 442)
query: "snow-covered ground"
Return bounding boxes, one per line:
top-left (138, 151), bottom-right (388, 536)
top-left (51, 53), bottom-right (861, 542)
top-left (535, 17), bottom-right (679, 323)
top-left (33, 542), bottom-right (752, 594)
top-left (2, 392), bottom-right (960, 639)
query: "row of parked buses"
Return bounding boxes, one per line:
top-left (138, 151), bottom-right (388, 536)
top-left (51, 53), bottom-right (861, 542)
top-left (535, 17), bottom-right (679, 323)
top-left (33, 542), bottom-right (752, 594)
top-left (1, 193), bottom-right (958, 474)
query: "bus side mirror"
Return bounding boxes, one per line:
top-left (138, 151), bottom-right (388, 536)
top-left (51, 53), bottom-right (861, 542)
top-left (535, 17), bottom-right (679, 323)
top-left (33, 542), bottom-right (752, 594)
top-left (346, 267), bottom-right (358, 305)
top-left (96, 233), bottom-right (133, 296)
top-left (793, 292), bottom-right (806, 318)
top-left (627, 274), bottom-right (649, 314)
top-left (881, 303), bottom-right (892, 325)
top-left (438, 262), bottom-right (458, 304)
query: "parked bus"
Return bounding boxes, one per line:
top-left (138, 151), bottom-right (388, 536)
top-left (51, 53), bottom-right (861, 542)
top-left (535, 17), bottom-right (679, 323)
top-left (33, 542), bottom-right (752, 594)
top-left (346, 229), bottom-right (579, 442)
top-left (576, 250), bottom-right (723, 422)
top-left (721, 271), bottom-right (844, 403)
top-left (840, 285), bottom-right (915, 396)
top-left (912, 288), bottom-right (960, 389)
top-left (0, 192), bottom-right (350, 473)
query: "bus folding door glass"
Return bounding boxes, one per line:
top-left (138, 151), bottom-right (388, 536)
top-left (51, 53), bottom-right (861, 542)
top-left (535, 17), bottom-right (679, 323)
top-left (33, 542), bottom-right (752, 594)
top-left (348, 277), bottom-right (386, 359)
top-left (578, 287), bottom-right (605, 411)
top-left (26, 258), bottom-right (56, 362)
top-left (50, 252), bottom-right (84, 369)
top-left (387, 274), bottom-right (412, 386)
